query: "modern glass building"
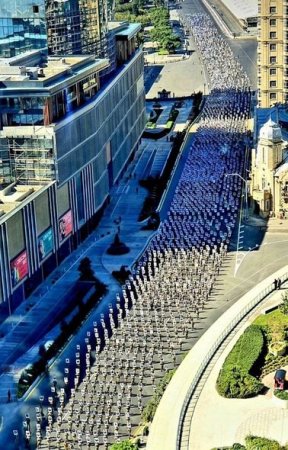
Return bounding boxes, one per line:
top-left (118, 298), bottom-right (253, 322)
top-left (0, 22), bottom-right (146, 312)
top-left (45, 0), bottom-right (109, 58)
top-left (0, 1), bottom-right (46, 58)
top-left (0, 0), bottom-right (111, 59)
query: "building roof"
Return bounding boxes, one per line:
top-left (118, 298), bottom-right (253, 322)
top-left (0, 183), bottom-right (53, 220)
top-left (255, 107), bottom-right (288, 143)
top-left (115, 23), bottom-right (141, 39)
top-left (259, 117), bottom-right (282, 142)
top-left (0, 53), bottom-right (109, 91)
top-left (275, 162), bottom-right (288, 177)
top-left (109, 21), bottom-right (141, 39)
top-left (221, 0), bottom-right (257, 20)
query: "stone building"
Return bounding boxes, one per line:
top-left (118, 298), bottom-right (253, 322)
top-left (257, 0), bottom-right (288, 107)
top-left (251, 117), bottom-right (288, 217)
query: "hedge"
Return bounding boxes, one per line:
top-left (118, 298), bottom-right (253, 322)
top-left (142, 369), bottom-right (175, 422)
top-left (216, 325), bottom-right (264, 398)
top-left (212, 436), bottom-right (287, 450)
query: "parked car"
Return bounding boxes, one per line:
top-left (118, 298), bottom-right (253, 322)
top-left (274, 369), bottom-right (286, 390)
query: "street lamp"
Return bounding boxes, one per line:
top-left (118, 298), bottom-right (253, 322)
top-left (225, 173), bottom-right (249, 219)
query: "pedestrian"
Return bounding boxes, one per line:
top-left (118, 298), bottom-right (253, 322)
top-left (274, 279), bottom-right (278, 290)
top-left (7, 389), bottom-right (11, 403)
top-left (278, 278), bottom-right (282, 289)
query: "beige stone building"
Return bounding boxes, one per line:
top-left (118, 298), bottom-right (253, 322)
top-left (251, 118), bottom-right (288, 217)
top-left (257, 0), bottom-right (288, 107)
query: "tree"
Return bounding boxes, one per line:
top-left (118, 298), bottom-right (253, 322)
top-left (149, 9), bottom-right (181, 52)
top-left (78, 257), bottom-right (95, 281)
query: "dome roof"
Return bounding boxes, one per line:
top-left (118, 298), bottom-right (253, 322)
top-left (259, 118), bottom-right (282, 142)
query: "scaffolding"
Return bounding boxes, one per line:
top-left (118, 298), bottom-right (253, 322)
top-left (4, 134), bottom-right (55, 185)
top-left (0, 141), bottom-right (13, 185)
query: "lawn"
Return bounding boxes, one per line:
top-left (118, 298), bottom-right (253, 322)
top-left (254, 308), bottom-right (288, 329)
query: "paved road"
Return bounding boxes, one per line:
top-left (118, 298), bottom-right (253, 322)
top-left (206, 0), bottom-right (245, 35)
top-left (0, 110), bottom-right (194, 449)
top-left (180, 0), bottom-right (257, 89)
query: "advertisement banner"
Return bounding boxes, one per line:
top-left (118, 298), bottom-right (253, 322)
top-left (59, 210), bottom-right (73, 243)
top-left (10, 250), bottom-right (28, 287)
top-left (38, 228), bottom-right (53, 261)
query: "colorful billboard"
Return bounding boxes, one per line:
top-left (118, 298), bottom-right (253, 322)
top-left (59, 210), bottom-right (73, 243)
top-left (10, 250), bottom-right (28, 287)
top-left (38, 228), bottom-right (53, 261)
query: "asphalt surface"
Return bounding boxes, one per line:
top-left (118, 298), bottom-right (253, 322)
top-left (0, 108), bottom-right (194, 449)
top-left (180, 0), bottom-right (258, 89)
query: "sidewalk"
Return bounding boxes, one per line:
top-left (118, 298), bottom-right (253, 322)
top-left (189, 283), bottom-right (288, 450)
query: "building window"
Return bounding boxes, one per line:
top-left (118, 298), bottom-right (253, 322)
top-left (270, 56), bottom-right (277, 64)
top-left (270, 68), bottom-right (277, 75)
top-left (270, 7), bottom-right (276, 13)
top-left (270, 19), bottom-right (276, 26)
top-left (270, 92), bottom-right (277, 99)
top-left (270, 32), bottom-right (277, 39)
top-left (32, 5), bottom-right (39, 13)
top-left (270, 43), bottom-right (276, 51)
top-left (270, 80), bottom-right (277, 87)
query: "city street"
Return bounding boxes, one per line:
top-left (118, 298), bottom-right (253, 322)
top-left (180, 0), bottom-right (257, 89)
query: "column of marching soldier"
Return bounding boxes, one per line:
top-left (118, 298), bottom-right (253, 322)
top-left (20, 12), bottom-right (252, 450)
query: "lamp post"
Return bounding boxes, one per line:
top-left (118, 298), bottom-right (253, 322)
top-left (225, 173), bottom-right (249, 220)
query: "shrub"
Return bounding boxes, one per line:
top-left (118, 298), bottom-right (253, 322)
top-left (274, 389), bottom-right (288, 400)
top-left (245, 435), bottom-right (284, 450)
top-left (109, 440), bottom-right (138, 450)
top-left (217, 366), bottom-right (263, 398)
top-left (216, 325), bottom-right (264, 398)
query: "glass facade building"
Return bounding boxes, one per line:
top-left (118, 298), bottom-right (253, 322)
top-left (0, 0), bottom-right (110, 59)
top-left (0, 1), bottom-right (46, 58)
top-left (45, 0), bottom-right (108, 58)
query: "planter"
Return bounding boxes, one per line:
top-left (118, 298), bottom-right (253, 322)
top-left (269, 341), bottom-right (287, 357)
top-left (273, 392), bottom-right (288, 409)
